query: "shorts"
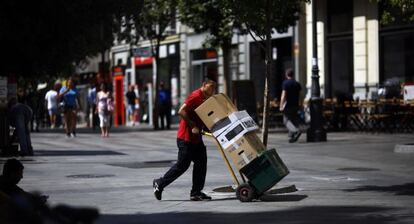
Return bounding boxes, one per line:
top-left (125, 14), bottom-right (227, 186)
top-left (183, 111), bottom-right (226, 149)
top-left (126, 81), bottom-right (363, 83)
top-left (127, 104), bottom-right (135, 115)
top-left (64, 105), bottom-right (76, 113)
top-left (48, 108), bottom-right (57, 116)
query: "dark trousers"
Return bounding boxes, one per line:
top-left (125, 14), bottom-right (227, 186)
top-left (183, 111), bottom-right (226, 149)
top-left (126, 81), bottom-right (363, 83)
top-left (159, 104), bottom-right (171, 129)
top-left (283, 107), bottom-right (301, 137)
top-left (158, 139), bottom-right (207, 195)
top-left (14, 113), bottom-right (33, 155)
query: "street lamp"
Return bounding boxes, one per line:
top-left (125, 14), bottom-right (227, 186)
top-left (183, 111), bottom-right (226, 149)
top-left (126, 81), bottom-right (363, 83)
top-left (306, 0), bottom-right (327, 142)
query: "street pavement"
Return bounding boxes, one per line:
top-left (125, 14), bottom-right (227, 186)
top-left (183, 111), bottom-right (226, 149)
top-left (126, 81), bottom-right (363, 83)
top-left (1, 126), bottom-right (413, 224)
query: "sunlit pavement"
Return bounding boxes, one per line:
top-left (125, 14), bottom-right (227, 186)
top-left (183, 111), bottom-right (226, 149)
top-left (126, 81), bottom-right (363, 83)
top-left (3, 127), bottom-right (414, 224)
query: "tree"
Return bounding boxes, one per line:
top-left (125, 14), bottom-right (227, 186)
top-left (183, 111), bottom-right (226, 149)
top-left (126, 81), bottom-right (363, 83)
top-left (375, 0), bottom-right (414, 25)
top-left (0, 0), bottom-right (128, 78)
top-left (178, 0), bottom-right (239, 95)
top-left (120, 0), bottom-right (177, 130)
top-left (230, 0), bottom-right (308, 146)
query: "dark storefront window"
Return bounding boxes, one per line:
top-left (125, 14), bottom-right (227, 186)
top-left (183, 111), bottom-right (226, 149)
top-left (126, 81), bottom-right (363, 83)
top-left (190, 49), bottom-right (218, 92)
top-left (379, 2), bottom-right (414, 83)
top-left (326, 0), bottom-right (353, 98)
top-left (249, 37), bottom-right (292, 102)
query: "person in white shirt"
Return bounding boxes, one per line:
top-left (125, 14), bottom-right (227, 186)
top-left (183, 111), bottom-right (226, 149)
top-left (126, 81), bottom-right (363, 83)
top-left (44, 84), bottom-right (59, 128)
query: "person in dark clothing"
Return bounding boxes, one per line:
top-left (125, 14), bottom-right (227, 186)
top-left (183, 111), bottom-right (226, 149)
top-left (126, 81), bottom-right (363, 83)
top-left (280, 68), bottom-right (302, 143)
top-left (0, 159), bottom-right (99, 224)
top-left (0, 159), bottom-right (47, 224)
top-left (158, 82), bottom-right (172, 130)
top-left (8, 98), bottom-right (34, 156)
top-left (153, 79), bottom-right (216, 201)
top-left (126, 85), bottom-right (137, 126)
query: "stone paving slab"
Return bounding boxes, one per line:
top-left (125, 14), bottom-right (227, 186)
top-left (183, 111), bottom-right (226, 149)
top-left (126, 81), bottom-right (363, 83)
top-left (1, 129), bottom-right (413, 223)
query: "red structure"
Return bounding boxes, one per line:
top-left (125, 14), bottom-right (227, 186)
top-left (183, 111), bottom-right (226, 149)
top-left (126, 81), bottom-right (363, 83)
top-left (113, 66), bottom-right (125, 127)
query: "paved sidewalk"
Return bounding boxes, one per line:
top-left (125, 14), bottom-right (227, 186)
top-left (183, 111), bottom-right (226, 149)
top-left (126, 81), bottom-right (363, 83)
top-left (1, 129), bottom-right (413, 224)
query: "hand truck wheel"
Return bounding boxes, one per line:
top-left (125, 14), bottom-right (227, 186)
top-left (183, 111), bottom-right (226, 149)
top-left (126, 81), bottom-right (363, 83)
top-left (236, 183), bottom-right (256, 202)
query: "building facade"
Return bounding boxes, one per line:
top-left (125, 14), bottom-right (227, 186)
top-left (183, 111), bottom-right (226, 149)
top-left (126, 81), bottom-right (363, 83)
top-left (306, 0), bottom-right (414, 100)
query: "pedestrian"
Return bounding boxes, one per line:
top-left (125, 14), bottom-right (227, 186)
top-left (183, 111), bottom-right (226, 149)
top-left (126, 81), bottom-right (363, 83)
top-left (0, 159), bottom-right (47, 223)
top-left (96, 83), bottom-right (111, 137)
top-left (44, 83), bottom-right (59, 129)
top-left (86, 83), bottom-right (97, 130)
top-left (8, 98), bottom-right (34, 156)
top-left (125, 85), bottom-right (137, 126)
top-left (153, 79), bottom-right (216, 201)
top-left (280, 68), bottom-right (302, 143)
top-left (0, 159), bottom-right (99, 224)
top-left (158, 82), bottom-right (172, 130)
top-left (58, 79), bottom-right (81, 138)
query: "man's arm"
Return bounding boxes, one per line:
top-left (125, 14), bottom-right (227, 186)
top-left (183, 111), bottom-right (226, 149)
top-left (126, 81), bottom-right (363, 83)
top-left (280, 90), bottom-right (287, 111)
top-left (178, 103), bottom-right (199, 134)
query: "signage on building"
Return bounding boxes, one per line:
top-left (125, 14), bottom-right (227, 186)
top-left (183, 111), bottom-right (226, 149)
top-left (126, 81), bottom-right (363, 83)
top-left (134, 57), bottom-right (154, 66)
top-left (113, 66), bottom-right (124, 76)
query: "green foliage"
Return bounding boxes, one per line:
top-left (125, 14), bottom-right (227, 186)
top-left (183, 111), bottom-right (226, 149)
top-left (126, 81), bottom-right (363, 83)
top-left (120, 0), bottom-right (176, 49)
top-left (0, 0), bottom-right (129, 77)
top-left (178, 0), bottom-right (236, 47)
top-left (230, 0), bottom-right (309, 37)
top-left (375, 0), bottom-right (414, 26)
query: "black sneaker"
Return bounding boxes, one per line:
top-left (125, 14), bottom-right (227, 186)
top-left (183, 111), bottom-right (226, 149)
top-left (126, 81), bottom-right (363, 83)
top-left (153, 179), bottom-right (163, 200)
top-left (289, 132), bottom-right (301, 143)
top-left (190, 192), bottom-right (212, 201)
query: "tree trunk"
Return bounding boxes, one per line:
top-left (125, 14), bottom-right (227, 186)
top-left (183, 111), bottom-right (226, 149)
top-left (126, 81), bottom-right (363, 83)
top-left (261, 0), bottom-right (272, 147)
top-left (221, 39), bottom-right (232, 95)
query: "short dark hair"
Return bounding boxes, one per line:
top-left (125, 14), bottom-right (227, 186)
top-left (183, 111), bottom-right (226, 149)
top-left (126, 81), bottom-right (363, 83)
top-left (202, 79), bottom-right (216, 86)
top-left (2, 159), bottom-right (24, 176)
top-left (285, 68), bottom-right (294, 78)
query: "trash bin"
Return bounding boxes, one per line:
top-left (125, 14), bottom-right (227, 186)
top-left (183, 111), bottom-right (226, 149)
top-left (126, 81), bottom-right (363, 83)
top-left (240, 148), bottom-right (289, 195)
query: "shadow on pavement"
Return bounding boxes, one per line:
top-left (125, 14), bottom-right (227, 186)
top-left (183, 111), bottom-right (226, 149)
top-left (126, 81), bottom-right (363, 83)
top-left (34, 150), bottom-right (126, 156)
top-left (97, 206), bottom-right (397, 224)
top-left (345, 182), bottom-right (414, 196)
top-left (259, 194), bottom-right (308, 202)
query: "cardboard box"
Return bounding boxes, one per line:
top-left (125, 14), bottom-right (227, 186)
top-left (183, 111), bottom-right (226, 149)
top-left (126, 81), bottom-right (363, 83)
top-left (215, 116), bottom-right (259, 149)
top-left (195, 93), bottom-right (237, 130)
top-left (212, 110), bottom-right (255, 137)
top-left (225, 132), bottom-right (266, 170)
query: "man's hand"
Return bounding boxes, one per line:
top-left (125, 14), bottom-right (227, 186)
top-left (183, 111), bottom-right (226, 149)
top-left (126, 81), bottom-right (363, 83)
top-left (191, 127), bottom-right (200, 134)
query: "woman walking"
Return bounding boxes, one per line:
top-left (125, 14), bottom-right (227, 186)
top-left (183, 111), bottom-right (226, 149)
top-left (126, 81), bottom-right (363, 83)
top-left (59, 79), bottom-right (81, 138)
top-left (96, 83), bottom-right (111, 137)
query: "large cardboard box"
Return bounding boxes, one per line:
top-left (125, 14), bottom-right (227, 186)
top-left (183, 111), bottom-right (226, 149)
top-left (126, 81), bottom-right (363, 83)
top-left (225, 132), bottom-right (266, 170)
top-left (195, 93), bottom-right (237, 130)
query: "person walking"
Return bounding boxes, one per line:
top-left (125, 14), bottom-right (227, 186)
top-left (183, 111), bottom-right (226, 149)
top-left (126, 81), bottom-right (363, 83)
top-left (158, 82), bottom-right (172, 130)
top-left (8, 98), bottom-right (34, 156)
top-left (96, 83), bottom-right (111, 138)
top-left (153, 79), bottom-right (216, 201)
top-left (86, 83), bottom-right (97, 130)
top-left (280, 68), bottom-right (302, 143)
top-left (44, 84), bottom-right (59, 129)
top-left (125, 85), bottom-right (137, 126)
top-left (58, 79), bottom-right (81, 138)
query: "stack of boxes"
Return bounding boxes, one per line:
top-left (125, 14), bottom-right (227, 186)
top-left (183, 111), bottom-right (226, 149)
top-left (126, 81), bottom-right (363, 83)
top-left (196, 93), bottom-right (289, 194)
top-left (195, 93), bottom-right (265, 170)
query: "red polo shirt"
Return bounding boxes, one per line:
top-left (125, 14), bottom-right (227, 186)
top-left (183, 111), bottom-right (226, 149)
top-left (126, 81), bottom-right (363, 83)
top-left (177, 88), bottom-right (206, 144)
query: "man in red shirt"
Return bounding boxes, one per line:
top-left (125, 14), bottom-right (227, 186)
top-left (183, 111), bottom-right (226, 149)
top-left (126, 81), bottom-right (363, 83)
top-left (153, 79), bottom-right (216, 201)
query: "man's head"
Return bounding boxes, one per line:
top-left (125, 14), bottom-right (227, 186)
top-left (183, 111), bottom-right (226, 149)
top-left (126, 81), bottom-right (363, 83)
top-left (159, 82), bottom-right (165, 90)
top-left (2, 159), bottom-right (24, 185)
top-left (285, 68), bottom-right (294, 79)
top-left (201, 79), bottom-right (216, 98)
